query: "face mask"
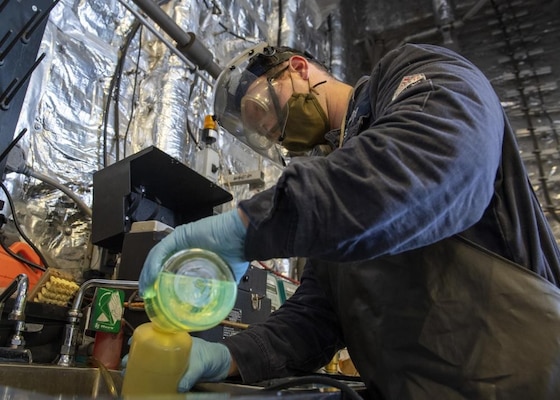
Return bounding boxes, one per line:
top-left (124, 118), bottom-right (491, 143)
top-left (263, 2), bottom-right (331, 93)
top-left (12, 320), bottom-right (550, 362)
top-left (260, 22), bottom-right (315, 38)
top-left (280, 81), bottom-right (329, 152)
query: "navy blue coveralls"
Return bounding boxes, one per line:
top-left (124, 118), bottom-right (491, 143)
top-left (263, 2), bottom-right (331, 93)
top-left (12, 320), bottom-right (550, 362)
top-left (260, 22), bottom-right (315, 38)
top-left (225, 43), bottom-right (560, 399)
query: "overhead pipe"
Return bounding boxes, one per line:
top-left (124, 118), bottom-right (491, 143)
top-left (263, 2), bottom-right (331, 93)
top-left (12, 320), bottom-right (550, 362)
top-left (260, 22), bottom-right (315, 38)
top-left (457, 0), bottom-right (491, 27)
top-left (398, 0), bottom-right (491, 47)
top-left (128, 0), bottom-right (222, 79)
top-left (432, 0), bottom-right (456, 45)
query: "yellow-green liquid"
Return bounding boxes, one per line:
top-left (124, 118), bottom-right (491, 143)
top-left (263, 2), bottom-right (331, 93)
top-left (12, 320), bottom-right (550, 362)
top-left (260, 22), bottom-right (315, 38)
top-left (144, 271), bottom-right (237, 332)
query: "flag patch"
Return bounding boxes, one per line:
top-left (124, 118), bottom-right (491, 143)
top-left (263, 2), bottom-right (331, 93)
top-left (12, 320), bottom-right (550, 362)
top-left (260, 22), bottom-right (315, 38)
top-left (392, 73), bottom-right (427, 100)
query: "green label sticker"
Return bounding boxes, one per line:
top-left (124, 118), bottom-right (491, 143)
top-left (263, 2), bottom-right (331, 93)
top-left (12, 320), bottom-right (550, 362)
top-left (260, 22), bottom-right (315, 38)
top-left (91, 288), bottom-right (124, 333)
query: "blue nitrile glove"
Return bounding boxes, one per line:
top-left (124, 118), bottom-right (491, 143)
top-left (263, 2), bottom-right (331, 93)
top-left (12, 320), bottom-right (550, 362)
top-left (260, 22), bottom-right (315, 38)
top-left (120, 353), bottom-right (129, 376)
top-left (179, 337), bottom-right (232, 392)
top-left (139, 209), bottom-right (248, 296)
top-left (120, 336), bottom-right (133, 375)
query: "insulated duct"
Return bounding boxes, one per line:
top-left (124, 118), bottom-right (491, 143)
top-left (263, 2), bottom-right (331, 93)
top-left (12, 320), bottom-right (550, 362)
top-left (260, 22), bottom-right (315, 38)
top-left (432, 0), bottom-right (455, 45)
top-left (129, 0), bottom-right (222, 78)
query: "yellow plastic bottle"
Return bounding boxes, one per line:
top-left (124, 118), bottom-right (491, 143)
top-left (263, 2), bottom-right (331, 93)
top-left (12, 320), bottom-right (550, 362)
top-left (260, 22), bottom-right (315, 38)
top-left (121, 322), bottom-right (192, 396)
top-left (121, 248), bottom-right (237, 397)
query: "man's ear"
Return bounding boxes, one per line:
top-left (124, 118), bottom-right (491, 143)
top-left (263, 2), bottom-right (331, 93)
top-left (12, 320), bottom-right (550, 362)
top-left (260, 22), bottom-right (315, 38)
top-left (288, 55), bottom-right (309, 80)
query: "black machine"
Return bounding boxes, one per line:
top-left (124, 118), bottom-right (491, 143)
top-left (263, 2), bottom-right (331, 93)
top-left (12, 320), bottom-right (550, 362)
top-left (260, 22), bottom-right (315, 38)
top-left (91, 146), bottom-right (271, 342)
top-left (91, 145), bottom-right (233, 253)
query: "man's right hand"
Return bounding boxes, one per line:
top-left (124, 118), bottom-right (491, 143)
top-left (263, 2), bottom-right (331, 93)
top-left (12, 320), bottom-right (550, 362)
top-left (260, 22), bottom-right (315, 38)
top-left (179, 337), bottom-right (234, 392)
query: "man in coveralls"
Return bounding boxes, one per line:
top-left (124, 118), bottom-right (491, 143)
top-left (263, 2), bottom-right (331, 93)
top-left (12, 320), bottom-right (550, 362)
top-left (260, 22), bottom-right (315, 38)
top-left (138, 42), bottom-right (560, 399)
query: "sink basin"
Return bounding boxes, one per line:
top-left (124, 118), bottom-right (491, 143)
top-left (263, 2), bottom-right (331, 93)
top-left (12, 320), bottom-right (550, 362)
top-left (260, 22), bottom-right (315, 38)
top-left (0, 362), bottom-right (122, 399)
top-left (0, 363), bottom-right (363, 399)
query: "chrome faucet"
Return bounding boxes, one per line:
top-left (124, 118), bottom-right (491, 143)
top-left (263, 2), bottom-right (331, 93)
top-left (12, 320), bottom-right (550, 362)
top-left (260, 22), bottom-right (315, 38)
top-left (57, 279), bottom-right (138, 367)
top-left (0, 273), bottom-right (32, 363)
top-left (0, 273), bottom-right (29, 348)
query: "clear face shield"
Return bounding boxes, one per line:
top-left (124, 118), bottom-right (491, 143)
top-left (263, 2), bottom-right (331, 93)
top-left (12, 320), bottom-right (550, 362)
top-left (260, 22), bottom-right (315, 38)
top-left (213, 43), bottom-right (291, 158)
top-left (240, 75), bottom-right (288, 149)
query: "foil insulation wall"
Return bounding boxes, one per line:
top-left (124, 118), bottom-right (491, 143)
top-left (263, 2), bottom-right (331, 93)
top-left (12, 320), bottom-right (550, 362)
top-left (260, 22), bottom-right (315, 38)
top-left (7, 0), bottom-right (558, 280)
top-left (5, 0), bottom-right (339, 277)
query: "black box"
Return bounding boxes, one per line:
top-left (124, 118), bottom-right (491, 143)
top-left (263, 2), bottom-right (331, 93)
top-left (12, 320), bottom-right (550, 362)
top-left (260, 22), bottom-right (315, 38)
top-left (193, 266), bottom-right (272, 342)
top-left (92, 146), bottom-right (232, 252)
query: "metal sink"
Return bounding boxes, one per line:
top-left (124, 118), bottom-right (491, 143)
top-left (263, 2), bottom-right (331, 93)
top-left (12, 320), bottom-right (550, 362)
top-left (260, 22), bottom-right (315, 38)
top-left (0, 362), bottom-right (363, 399)
top-left (0, 362), bottom-right (122, 399)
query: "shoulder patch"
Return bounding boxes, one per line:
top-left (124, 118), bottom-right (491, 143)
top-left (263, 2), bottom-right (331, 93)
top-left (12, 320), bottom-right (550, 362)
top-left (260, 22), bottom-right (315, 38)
top-left (392, 73), bottom-right (427, 101)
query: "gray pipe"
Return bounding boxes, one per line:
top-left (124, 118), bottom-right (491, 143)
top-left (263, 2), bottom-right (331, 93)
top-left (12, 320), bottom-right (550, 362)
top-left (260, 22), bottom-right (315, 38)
top-left (27, 169), bottom-right (92, 218)
top-left (129, 0), bottom-right (222, 78)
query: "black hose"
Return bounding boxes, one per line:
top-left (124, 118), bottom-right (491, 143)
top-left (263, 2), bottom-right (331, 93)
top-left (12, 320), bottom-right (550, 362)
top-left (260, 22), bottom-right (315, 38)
top-left (259, 375), bottom-right (364, 400)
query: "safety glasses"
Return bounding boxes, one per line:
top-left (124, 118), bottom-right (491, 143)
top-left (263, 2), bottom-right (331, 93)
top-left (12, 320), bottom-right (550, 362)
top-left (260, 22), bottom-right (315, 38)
top-left (240, 67), bottom-right (290, 149)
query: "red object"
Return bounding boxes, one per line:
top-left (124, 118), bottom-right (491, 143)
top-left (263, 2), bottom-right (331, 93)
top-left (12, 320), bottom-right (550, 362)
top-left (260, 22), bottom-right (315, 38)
top-left (93, 329), bottom-right (124, 370)
top-left (0, 241), bottom-right (44, 291)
